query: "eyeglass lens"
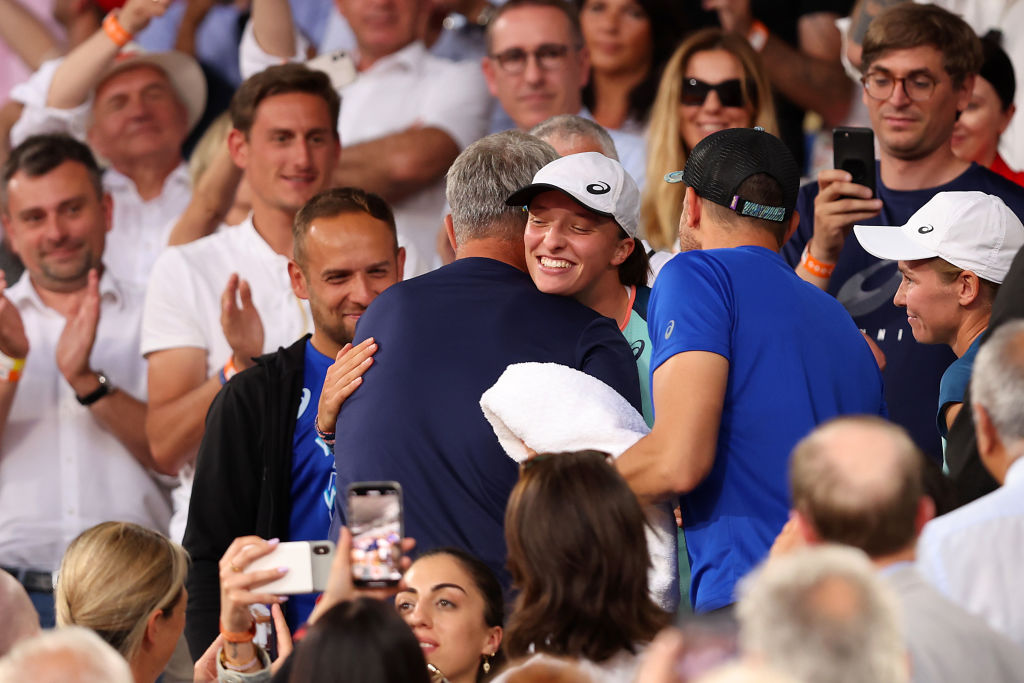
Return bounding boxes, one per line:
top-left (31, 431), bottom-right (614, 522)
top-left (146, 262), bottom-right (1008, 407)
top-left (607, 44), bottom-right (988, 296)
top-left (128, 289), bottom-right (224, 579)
top-left (493, 44), bottom-right (570, 73)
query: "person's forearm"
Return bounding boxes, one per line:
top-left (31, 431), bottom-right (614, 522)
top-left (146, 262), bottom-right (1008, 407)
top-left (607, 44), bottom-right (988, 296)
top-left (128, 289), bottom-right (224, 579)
top-left (333, 127), bottom-right (459, 203)
top-left (85, 390), bottom-right (159, 470)
top-left (46, 29), bottom-right (120, 108)
top-left (759, 31), bottom-right (853, 127)
top-left (0, 380), bottom-right (19, 446)
top-left (251, 0), bottom-right (297, 58)
top-left (617, 433), bottom-right (708, 505)
top-left (146, 375), bottom-right (222, 475)
top-left (168, 147), bottom-right (243, 246)
top-left (175, 1), bottom-right (214, 56)
top-left (0, 101), bottom-right (24, 169)
top-left (0, 0), bottom-right (61, 70)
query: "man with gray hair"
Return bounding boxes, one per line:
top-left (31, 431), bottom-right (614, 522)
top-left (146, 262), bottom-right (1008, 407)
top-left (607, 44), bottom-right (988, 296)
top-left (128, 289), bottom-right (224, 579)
top-left (918, 319), bottom-right (1024, 648)
top-left (737, 545), bottom-right (909, 683)
top-left (334, 130), bottom-right (641, 590)
top-left (530, 114), bottom-right (618, 160)
top-left (0, 626), bottom-right (133, 683)
top-left (785, 415), bottom-right (1024, 682)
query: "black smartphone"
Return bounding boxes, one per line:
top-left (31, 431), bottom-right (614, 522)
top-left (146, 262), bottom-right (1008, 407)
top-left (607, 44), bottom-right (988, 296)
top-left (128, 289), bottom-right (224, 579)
top-left (347, 481), bottom-right (404, 587)
top-left (833, 126), bottom-right (877, 198)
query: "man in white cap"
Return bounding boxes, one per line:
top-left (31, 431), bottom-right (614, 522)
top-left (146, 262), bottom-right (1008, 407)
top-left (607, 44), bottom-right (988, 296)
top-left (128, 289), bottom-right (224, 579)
top-left (855, 191), bottom-right (1024, 444)
top-left (9, 0), bottom-right (206, 289)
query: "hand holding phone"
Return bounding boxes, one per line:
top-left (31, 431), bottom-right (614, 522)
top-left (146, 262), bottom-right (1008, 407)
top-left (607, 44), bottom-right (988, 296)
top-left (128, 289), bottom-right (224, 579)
top-left (348, 481), bottom-right (405, 588)
top-left (833, 127), bottom-right (877, 198)
top-left (244, 540), bottom-right (335, 595)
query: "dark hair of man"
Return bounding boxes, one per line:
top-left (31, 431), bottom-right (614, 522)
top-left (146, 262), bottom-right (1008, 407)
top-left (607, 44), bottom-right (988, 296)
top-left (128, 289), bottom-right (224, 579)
top-left (504, 450), bottom-right (668, 663)
top-left (292, 187), bottom-right (398, 268)
top-left (417, 547), bottom-right (506, 681)
top-left (980, 31), bottom-right (1016, 112)
top-left (486, 0), bottom-right (584, 54)
top-left (861, 3), bottom-right (982, 88)
top-left (1, 134), bottom-right (104, 211)
top-left (790, 416), bottom-right (924, 557)
top-left (702, 173), bottom-right (789, 246)
top-left (618, 235), bottom-right (650, 287)
top-left (577, 0), bottom-right (687, 124)
top-left (230, 63), bottom-right (341, 139)
top-left (286, 598), bottom-right (431, 683)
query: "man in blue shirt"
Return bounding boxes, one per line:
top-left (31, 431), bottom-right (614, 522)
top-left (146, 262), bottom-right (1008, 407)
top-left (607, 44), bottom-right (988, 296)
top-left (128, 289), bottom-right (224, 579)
top-left (782, 3), bottom-right (1024, 462)
top-left (854, 192), bottom-right (1024, 449)
top-left (335, 130), bottom-right (641, 592)
top-left (182, 187), bottom-right (404, 655)
top-left (616, 127), bottom-right (886, 613)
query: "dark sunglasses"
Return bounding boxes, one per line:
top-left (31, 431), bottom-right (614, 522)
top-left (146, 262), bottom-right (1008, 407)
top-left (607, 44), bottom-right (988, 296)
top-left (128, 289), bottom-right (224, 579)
top-left (681, 78), bottom-right (755, 109)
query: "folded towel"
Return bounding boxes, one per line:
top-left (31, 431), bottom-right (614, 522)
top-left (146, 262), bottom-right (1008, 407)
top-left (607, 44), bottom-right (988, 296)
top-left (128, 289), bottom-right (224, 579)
top-left (480, 362), bottom-right (679, 611)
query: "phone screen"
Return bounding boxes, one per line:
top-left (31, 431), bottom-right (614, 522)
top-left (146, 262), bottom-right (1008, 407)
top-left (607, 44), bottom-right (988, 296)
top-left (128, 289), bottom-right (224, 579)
top-left (348, 482), bottom-right (403, 587)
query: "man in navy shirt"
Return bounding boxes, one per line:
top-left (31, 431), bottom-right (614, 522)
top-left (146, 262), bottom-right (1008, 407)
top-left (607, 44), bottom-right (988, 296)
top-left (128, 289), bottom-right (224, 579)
top-left (782, 4), bottom-right (1024, 461)
top-left (182, 188), bottom-right (404, 655)
top-left (617, 128), bottom-right (886, 613)
top-left (335, 130), bottom-right (641, 591)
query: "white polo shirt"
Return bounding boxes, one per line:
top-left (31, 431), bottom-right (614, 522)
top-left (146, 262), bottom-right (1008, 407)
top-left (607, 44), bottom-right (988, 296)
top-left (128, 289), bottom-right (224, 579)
top-left (142, 215), bottom-right (313, 541)
top-left (0, 270), bottom-right (172, 572)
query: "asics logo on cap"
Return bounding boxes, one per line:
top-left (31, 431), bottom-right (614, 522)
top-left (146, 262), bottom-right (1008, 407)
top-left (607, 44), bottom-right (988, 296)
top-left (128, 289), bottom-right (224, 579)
top-left (586, 182), bottom-right (610, 195)
top-left (918, 225), bottom-right (934, 234)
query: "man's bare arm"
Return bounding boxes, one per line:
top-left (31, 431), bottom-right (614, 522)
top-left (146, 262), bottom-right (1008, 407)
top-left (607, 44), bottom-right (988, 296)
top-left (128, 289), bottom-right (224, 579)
top-left (145, 347), bottom-right (222, 475)
top-left (250, 0), bottom-right (298, 59)
top-left (167, 143), bottom-right (242, 246)
top-left (333, 127), bottom-right (460, 204)
top-left (0, 0), bottom-right (61, 71)
top-left (616, 351), bottom-right (729, 505)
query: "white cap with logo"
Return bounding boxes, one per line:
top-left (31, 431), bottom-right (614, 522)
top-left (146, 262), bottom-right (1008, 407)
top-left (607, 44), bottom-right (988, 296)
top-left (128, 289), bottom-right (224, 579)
top-left (505, 151), bottom-right (640, 238)
top-left (853, 191), bottom-right (1024, 284)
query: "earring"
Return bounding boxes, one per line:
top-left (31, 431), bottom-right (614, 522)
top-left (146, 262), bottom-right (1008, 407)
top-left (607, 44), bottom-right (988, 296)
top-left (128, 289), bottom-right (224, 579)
top-left (482, 654), bottom-right (492, 674)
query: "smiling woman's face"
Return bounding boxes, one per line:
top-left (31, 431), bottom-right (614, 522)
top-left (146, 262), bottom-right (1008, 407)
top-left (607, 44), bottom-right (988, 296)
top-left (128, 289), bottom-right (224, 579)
top-left (395, 554), bottom-right (501, 683)
top-left (678, 48), bottom-right (755, 151)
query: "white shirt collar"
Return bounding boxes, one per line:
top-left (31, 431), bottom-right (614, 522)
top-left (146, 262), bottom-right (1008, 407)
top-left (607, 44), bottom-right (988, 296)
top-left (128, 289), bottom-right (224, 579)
top-left (354, 41), bottom-right (426, 75)
top-left (1005, 456), bottom-right (1024, 487)
top-left (103, 162), bottom-right (190, 197)
top-left (9, 267), bottom-right (124, 312)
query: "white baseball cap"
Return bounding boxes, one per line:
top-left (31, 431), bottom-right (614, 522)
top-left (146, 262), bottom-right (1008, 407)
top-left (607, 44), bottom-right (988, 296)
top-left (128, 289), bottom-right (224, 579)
top-left (505, 151), bottom-right (640, 238)
top-left (853, 191), bottom-right (1024, 284)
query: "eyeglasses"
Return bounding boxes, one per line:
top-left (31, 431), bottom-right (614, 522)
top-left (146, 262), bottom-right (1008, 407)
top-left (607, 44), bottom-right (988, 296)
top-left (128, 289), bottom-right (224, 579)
top-left (681, 78), bottom-right (755, 109)
top-left (861, 71), bottom-right (939, 102)
top-left (490, 44), bottom-right (572, 74)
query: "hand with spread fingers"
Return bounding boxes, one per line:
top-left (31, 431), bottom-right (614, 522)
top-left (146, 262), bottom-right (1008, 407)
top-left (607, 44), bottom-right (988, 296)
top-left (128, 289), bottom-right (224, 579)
top-left (315, 338), bottom-right (378, 441)
top-left (220, 273), bottom-right (264, 372)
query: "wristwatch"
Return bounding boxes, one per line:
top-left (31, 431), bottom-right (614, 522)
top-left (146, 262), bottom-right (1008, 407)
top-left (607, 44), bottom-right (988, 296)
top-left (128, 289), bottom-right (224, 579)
top-left (76, 372), bottom-right (115, 406)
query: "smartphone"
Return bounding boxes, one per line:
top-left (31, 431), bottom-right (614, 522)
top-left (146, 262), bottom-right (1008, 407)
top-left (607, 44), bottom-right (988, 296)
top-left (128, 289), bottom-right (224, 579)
top-left (833, 126), bottom-right (877, 198)
top-left (245, 540), bottom-right (335, 595)
top-left (306, 50), bottom-right (358, 91)
top-left (347, 481), bottom-right (404, 587)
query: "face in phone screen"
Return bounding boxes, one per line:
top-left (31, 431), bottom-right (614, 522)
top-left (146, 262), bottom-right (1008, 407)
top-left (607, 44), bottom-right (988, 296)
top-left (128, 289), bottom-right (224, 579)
top-left (349, 490), bottom-right (402, 583)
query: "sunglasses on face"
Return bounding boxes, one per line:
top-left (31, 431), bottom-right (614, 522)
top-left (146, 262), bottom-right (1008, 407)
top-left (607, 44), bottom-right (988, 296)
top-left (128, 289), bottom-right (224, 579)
top-left (680, 78), bottom-right (755, 109)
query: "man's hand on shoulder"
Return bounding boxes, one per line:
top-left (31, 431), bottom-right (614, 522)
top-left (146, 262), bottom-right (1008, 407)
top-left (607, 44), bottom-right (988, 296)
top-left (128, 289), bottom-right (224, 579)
top-left (812, 169), bottom-right (883, 263)
top-left (220, 273), bottom-right (264, 371)
top-left (317, 337), bottom-right (378, 436)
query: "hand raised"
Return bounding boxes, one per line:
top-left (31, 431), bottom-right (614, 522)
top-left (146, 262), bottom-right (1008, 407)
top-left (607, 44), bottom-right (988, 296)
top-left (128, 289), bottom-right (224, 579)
top-left (56, 268), bottom-right (100, 388)
top-left (316, 338), bottom-right (377, 434)
top-left (0, 271), bottom-right (28, 360)
top-left (118, 0), bottom-right (172, 35)
top-left (701, 0), bottom-right (753, 34)
top-left (220, 273), bottom-right (264, 371)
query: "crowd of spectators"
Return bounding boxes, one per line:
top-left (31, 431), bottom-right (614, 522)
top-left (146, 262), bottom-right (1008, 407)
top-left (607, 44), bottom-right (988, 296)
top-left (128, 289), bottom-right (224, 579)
top-left (2, 0), bottom-right (1024, 681)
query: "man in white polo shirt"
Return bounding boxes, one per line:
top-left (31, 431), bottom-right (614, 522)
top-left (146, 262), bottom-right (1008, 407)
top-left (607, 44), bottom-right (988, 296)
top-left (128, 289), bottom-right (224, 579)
top-left (0, 135), bottom-right (171, 627)
top-left (142, 64), bottom-right (339, 542)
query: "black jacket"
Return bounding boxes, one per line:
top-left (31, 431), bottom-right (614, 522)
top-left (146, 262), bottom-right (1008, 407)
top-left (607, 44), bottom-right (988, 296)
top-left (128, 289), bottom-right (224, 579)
top-left (182, 336), bottom-right (308, 659)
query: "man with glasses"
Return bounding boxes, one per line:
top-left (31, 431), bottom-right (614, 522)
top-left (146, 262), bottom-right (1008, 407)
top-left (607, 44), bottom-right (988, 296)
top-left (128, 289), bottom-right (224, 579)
top-left (481, 0), bottom-right (646, 186)
top-left (782, 3), bottom-right (1024, 464)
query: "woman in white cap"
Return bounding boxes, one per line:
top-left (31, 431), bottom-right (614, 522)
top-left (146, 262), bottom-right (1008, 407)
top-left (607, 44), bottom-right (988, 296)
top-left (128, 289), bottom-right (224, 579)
top-left (854, 191), bottom-right (1024, 446)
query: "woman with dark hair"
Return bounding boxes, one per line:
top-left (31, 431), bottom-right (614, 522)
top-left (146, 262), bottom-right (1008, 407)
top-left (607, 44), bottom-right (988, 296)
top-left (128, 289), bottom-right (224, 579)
top-left (396, 547), bottom-right (505, 683)
top-left (496, 450), bottom-right (668, 681)
top-left (578, 0), bottom-right (687, 133)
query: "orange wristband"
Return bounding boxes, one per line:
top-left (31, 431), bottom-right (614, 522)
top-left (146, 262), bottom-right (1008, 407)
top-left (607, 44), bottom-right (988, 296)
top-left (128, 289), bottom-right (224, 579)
top-left (747, 19), bottom-right (768, 52)
top-left (102, 12), bottom-right (132, 48)
top-left (0, 354), bottom-right (24, 383)
top-left (218, 619), bottom-right (256, 643)
top-left (800, 242), bottom-right (836, 278)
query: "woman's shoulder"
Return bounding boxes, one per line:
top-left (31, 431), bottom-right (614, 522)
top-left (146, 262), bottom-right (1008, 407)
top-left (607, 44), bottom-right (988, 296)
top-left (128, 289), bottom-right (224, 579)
top-left (492, 647), bottom-right (646, 683)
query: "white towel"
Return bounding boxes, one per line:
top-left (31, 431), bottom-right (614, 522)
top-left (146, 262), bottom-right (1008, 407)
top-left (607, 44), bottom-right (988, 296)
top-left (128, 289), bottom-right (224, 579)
top-left (480, 362), bottom-right (679, 612)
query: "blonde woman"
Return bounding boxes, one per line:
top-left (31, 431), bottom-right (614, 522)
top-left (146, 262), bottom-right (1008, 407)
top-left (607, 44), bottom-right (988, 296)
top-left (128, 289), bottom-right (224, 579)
top-left (642, 28), bottom-right (778, 250)
top-left (56, 522), bottom-right (189, 683)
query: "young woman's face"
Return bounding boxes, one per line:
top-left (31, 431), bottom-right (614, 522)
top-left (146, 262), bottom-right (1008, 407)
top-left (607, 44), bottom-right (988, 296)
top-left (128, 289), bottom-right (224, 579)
top-left (678, 49), bottom-right (756, 151)
top-left (524, 190), bottom-right (633, 301)
top-left (396, 555), bottom-right (501, 683)
top-left (580, 0), bottom-right (653, 76)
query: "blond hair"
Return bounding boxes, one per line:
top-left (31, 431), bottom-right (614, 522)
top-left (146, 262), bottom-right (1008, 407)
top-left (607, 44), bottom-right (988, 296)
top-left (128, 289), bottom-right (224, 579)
top-left (641, 28), bottom-right (778, 249)
top-left (56, 522), bottom-right (189, 663)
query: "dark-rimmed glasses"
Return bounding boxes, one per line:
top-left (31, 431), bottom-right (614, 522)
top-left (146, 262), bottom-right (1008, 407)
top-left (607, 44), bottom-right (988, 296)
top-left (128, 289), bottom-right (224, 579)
top-left (861, 71), bottom-right (939, 102)
top-left (681, 78), bottom-right (754, 109)
top-left (490, 44), bottom-right (572, 74)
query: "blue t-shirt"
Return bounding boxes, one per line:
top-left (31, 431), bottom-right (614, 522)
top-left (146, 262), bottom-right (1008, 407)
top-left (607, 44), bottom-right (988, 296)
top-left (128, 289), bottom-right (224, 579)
top-left (287, 339), bottom-right (336, 629)
top-left (334, 258), bottom-right (641, 592)
top-left (937, 334), bottom-right (983, 438)
top-left (783, 162), bottom-right (1024, 461)
top-left (649, 246), bottom-right (886, 612)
